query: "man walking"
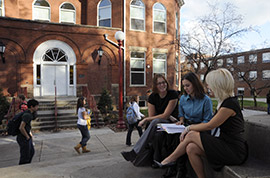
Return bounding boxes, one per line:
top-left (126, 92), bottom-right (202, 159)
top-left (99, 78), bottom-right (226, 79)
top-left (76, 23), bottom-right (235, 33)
top-left (17, 99), bottom-right (39, 165)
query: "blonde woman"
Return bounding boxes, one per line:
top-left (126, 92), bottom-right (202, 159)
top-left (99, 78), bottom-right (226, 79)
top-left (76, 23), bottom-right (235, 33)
top-left (155, 68), bottom-right (248, 178)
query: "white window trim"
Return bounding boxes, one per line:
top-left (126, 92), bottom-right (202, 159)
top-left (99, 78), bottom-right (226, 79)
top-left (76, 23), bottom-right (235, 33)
top-left (98, 0), bottom-right (112, 27)
top-left (130, 0), bottom-right (145, 31)
top-left (32, 0), bottom-right (51, 22)
top-left (262, 70), bottom-right (270, 80)
top-left (130, 51), bottom-right (146, 86)
top-left (249, 71), bottom-right (257, 80)
top-left (262, 52), bottom-right (270, 63)
top-left (153, 3), bottom-right (167, 34)
top-left (153, 52), bottom-right (167, 77)
top-left (0, 0), bottom-right (5, 16)
top-left (59, 2), bottom-right (76, 24)
top-left (249, 54), bottom-right (257, 63)
top-left (237, 56), bottom-right (245, 64)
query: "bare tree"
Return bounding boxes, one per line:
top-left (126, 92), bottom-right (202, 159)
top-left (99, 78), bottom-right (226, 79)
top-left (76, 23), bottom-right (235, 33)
top-left (178, 2), bottom-right (254, 82)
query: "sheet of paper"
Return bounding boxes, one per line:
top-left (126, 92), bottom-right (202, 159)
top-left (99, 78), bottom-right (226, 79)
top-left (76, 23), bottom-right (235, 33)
top-left (159, 123), bottom-right (185, 134)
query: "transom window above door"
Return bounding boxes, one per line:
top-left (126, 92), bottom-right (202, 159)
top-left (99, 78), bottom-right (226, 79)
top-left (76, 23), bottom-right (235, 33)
top-left (42, 48), bottom-right (68, 62)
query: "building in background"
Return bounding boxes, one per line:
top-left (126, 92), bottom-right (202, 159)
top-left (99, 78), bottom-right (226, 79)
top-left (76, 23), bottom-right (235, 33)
top-left (0, 0), bottom-right (184, 106)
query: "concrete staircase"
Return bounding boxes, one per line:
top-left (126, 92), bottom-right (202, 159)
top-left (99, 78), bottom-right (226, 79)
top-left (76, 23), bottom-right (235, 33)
top-left (32, 97), bottom-right (104, 131)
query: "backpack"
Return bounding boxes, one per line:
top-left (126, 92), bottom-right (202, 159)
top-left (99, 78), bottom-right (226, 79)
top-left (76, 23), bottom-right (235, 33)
top-left (126, 104), bottom-right (137, 124)
top-left (7, 111), bottom-right (26, 136)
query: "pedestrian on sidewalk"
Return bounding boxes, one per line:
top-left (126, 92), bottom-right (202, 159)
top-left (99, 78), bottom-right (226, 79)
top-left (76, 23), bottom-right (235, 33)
top-left (18, 94), bottom-right (28, 112)
top-left (125, 95), bottom-right (144, 146)
top-left (17, 99), bottom-right (39, 165)
top-left (267, 90), bottom-right (270, 115)
top-left (74, 97), bottom-right (91, 154)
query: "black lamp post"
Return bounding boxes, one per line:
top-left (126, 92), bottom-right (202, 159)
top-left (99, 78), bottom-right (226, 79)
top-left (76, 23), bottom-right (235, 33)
top-left (0, 41), bottom-right (6, 64)
top-left (97, 47), bottom-right (103, 65)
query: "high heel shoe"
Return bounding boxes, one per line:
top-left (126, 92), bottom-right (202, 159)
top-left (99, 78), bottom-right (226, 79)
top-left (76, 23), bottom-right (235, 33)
top-left (153, 160), bottom-right (176, 168)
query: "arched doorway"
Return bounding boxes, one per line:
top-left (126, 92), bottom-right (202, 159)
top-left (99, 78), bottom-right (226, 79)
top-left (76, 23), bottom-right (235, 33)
top-left (33, 40), bottom-right (76, 97)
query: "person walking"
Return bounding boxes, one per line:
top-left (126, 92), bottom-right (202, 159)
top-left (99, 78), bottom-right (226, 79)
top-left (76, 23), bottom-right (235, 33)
top-left (125, 95), bottom-right (144, 146)
top-left (18, 94), bottom-right (28, 112)
top-left (74, 97), bottom-right (91, 154)
top-left (267, 90), bottom-right (270, 114)
top-left (121, 74), bottom-right (179, 165)
top-left (17, 99), bottom-right (39, 165)
top-left (155, 68), bottom-right (248, 178)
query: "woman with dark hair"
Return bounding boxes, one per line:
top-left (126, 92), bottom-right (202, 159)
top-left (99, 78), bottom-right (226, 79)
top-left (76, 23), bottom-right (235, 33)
top-left (74, 97), bottom-right (91, 154)
top-left (121, 74), bottom-right (179, 165)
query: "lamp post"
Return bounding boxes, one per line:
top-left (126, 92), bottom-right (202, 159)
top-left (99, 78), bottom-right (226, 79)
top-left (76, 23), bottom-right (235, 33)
top-left (115, 31), bottom-right (126, 129)
top-left (97, 47), bottom-right (103, 65)
top-left (0, 41), bottom-right (6, 64)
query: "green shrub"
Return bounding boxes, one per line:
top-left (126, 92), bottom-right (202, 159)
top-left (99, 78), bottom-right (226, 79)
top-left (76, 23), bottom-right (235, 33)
top-left (97, 89), bottom-right (113, 115)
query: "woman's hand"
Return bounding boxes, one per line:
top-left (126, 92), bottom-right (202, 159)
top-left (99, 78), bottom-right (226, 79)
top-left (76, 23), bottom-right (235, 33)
top-left (176, 120), bottom-right (184, 125)
top-left (180, 126), bottom-right (190, 141)
top-left (138, 118), bottom-right (147, 127)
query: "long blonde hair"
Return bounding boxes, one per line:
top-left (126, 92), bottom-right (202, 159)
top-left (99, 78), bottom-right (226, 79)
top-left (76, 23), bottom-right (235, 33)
top-left (206, 68), bottom-right (235, 109)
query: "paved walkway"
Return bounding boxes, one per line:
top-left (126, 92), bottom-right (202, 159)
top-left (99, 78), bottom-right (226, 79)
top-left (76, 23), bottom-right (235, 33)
top-left (0, 109), bottom-right (268, 178)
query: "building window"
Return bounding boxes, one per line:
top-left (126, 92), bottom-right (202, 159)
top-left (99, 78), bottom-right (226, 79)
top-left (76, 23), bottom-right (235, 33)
top-left (153, 53), bottom-right (167, 76)
top-left (200, 74), bottom-right (204, 81)
top-left (0, 0), bottom-right (4, 16)
top-left (249, 54), bottom-right (257, 63)
top-left (60, 3), bottom-right (76, 24)
top-left (226, 57), bottom-right (233, 66)
top-left (33, 0), bottom-right (50, 22)
top-left (200, 62), bottom-right (205, 69)
top-left (237, 56), bottom-right (245, 64)
top-left (175, 11), bottom-right (179, 39)
top-left (153, 3), bottom-right (166, 33)
top-left (130, 0), bottom-right (145, 31)
top-left (217, 59), bottom-right (223, 67)
top-left (175, 54), bottom-right (179, 86)
top-left (262, 52), bottom-right (270, 63)
top-left (130, 51), bottom-right (145, 85)
top-left (98, 0), bottom-right (111, 27)
top-left (262, 70), bottom-right (270, 79)
top-left (37, 65), bottom-right (41, 85)
top-left (238, 72), bottom-right (245, 81)
top-left (42, 48), bottom-right (68, 62)
top-left (249, 71), bottom-right (257, 80)
top-left (70, 65), bottom-right (74, 85)
top-left (237, 87), bottom-right (244, 95)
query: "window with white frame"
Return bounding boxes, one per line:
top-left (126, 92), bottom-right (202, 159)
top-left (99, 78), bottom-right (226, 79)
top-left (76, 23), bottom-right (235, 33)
top-left (130, 51), bottom-right (145, 85)
top-left (237, 87), bottom-right (245, 95)
top-left (33, 0), bottom-right (50, 21)
top-left (175, 11), bottom-right (179, 39)
top-left (193, 62), bottom-right (198, 70)
top-left (226, 57), bottom-right (233, 66)
top-left (249, 71), bottom-right (257, 80)
top-left (249, 54), bottom-right (257, 63)
top-left (217, 59), bottom-right (223, 67)
top-left (153, 53), bottom-right (167, 76)
top-left (238, 72), bottom-right (244, 81)
top-left (153, 3), bottom-right (166, 33)
top-left (98, 0), bottom-right (111, 27)
top-left (175, 54), bottom-right (179, 86)
top-left (0, 0), bottom-right (4, 16)
top-left (262, 52), bottom-right (270, 63)
top-left (200, 74), bottom-right (204, 81)
top-left (262, 70), bottom-right (270, 79)
top-left (130, 0), bottom-right (145, 31)
top-left (237, 56), bottom-right (245, 64)
top-left (60, 3), bottom-right (76, 24)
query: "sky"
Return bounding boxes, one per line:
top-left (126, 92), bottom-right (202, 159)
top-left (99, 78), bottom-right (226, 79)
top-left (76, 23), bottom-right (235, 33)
top-left (180, 0), bottom-right (270, 52)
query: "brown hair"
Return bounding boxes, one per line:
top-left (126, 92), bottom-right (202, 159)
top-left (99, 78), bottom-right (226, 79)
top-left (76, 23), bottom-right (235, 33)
top-left (130, 95), bottom-right (138, 104)
top-left (152, 74), bottom-right (170, 93)
top-left (76, 97), bottom-right (85, 114)
top-left (182, 72), bottom-right (205, 99)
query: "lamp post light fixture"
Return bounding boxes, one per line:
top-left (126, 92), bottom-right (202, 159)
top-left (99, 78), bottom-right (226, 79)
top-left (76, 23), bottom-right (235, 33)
top-left (115, 31), bottom-right (126, 129)
top-left (97, 47), bottom-right (103, 65)
top-left (0, 41), bottom-right (6, 64)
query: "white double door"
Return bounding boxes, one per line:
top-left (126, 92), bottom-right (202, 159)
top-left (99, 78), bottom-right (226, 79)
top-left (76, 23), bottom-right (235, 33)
top-left (42, 65), bottom-right (67, 96)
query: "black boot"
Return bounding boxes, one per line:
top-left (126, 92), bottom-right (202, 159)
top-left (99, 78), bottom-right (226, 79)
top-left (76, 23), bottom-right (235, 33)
top-left (121, 150), bottom-right (137, 162)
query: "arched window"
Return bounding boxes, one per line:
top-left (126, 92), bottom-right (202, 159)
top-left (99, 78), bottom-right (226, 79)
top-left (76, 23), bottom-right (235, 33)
top-left (33, 0), bottom-right (50, 21)
top-left (153, 3), bottom-right (166, 33)
top-left (0, 0), bottom-right (5, 16)
top-left (130, 0), bottom-right (145, 31)
top-left (42, 48), bottom-right (68, 62)
top-left (60, 3), bottom-right (76, 24)
top-left (98, 0), bottom-right (111, 27)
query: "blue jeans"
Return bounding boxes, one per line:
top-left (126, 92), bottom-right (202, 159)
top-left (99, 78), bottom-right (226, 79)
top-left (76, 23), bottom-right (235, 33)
top-left (77, 124), bottom-right (90, 147)
top-left (126, 121), bottom-right (143, 145)
top-left (17, 135), bottom-right (35, 165)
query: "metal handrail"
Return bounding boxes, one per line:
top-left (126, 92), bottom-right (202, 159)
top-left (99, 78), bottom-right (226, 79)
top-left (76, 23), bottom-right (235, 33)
top-left (82, 86), bottom-right (99, 127)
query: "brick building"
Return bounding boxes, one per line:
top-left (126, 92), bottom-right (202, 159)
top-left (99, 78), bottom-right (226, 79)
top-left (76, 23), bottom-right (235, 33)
top-left (0, 0), bottom-right (184, 105)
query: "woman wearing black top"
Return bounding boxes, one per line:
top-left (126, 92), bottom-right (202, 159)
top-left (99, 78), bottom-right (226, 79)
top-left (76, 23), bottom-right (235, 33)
top-left (121, 74), bottom-right (179, 164)
top-left (156, 68), bottom-right (248, 178)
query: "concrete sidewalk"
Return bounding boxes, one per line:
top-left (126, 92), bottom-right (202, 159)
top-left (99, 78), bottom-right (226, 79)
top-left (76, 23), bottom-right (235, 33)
top-left (0, 109), bottom-right (269, 178)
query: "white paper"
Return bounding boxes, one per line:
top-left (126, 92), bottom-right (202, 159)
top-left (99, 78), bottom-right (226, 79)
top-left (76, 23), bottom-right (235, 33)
top-left (158, 123), bottom-right (186, 134)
